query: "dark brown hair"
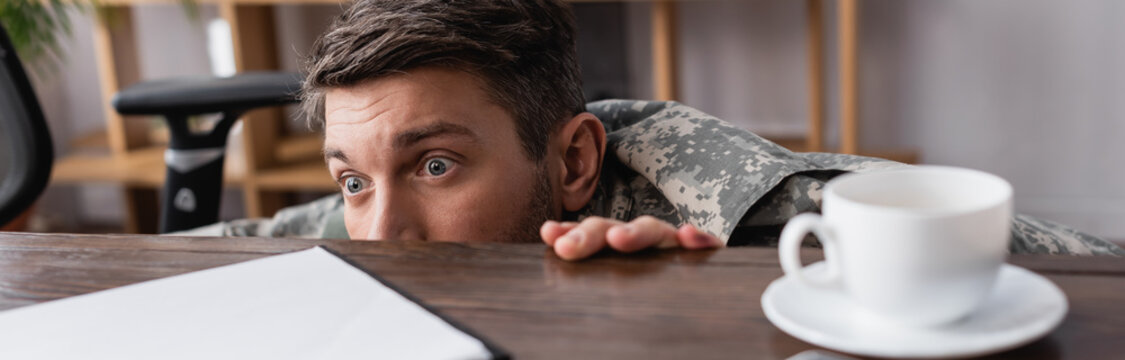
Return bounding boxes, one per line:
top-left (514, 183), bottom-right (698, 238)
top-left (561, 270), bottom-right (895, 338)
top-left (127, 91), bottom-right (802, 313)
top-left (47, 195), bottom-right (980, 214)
top-left (303, 0), bottom-right (585, 161)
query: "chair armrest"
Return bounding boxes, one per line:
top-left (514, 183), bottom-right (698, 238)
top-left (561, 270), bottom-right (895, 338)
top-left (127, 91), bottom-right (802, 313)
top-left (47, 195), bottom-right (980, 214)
top-left (112, 71), bottom-right (302, 116)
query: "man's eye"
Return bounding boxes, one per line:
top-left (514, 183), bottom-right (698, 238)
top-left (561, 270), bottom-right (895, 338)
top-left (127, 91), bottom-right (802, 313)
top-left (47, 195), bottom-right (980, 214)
top-left (424, 157), bottom-right (452, 176)
top-left (342, 176), bottom-right (367, 194)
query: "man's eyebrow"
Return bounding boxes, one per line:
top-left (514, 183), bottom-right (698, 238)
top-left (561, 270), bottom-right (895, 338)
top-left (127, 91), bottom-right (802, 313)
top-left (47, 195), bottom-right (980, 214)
top-left (323, 122), bottom-right (478, 163)
top-left (393, 122), bottom-right (480, 149)
top-left (324, 148), bottom-right (349, 164)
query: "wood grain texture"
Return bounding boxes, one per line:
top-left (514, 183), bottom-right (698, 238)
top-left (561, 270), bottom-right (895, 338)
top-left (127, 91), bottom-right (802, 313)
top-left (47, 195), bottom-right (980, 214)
top-left (838, 0), bottom-right (859, 155)
top-left (0, 232), bottom-right (1121, 359)
top-left (651, 1), bottom-right (678, 101)
top-left (805, 0), bottom-right (825, 153)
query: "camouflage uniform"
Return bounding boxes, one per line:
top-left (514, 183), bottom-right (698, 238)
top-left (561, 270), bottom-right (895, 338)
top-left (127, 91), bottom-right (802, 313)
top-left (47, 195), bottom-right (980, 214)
top-left (174, 194), bottom-right (346, 239)
top-left (178, 100), bottom-right (1124, 256)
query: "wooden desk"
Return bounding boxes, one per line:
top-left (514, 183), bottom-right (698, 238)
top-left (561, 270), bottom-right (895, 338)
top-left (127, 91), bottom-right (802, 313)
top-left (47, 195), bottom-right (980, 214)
top-left (1, 232), bottom-right (1122, 358)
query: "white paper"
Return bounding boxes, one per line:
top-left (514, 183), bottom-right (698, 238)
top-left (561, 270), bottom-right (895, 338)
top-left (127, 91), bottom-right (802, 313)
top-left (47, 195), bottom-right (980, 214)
top-left (0, 247), bottom-right (493, 360)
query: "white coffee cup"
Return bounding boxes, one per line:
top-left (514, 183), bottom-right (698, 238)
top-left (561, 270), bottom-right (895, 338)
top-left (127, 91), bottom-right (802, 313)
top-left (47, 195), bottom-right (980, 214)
top-left (779, 165), bottom-right (1012, 327)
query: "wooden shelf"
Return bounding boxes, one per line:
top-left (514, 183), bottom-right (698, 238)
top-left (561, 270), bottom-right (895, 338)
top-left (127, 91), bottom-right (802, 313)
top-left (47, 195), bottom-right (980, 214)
top-left (274, 133), bottom-right (323, 164)
top-left (255, 160), bottom-right (336, 191)
top-left (68, 129), bottom-right (112, 150)
top-left (71, 0), bottom-right (908, 232)
top-left (52, 146), bottom-right (244, 188)
top-left (52, 133), bottom-right (329, 189)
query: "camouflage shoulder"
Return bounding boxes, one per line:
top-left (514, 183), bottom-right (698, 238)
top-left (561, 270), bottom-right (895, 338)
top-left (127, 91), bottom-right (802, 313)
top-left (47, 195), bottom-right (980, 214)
top-left (265, 194), bottom-right (345, 238)
top-left (171, 194), bottom-right (344, 238)
top-left (586, 99), bottom-right (671, 132)
top-left (167, 218), bottom-right (270, 237)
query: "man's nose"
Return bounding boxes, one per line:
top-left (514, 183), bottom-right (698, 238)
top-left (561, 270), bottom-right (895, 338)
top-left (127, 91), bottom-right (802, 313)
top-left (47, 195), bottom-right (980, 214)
top-left (365, 189), bottom-right (424, 241)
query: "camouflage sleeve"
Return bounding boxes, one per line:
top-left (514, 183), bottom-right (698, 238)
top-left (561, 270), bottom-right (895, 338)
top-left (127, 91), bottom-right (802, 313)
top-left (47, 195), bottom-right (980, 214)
top-left (586, 99), bottom-right (935, 244)
top-left (586, 100), bottom-right (832, 241)
top-left (169, 194), bottom-right (346, 239)
top-left (1009, 215), bottom-right (1125, 255)
top-left (735, 169), bottom-right (1125, 256)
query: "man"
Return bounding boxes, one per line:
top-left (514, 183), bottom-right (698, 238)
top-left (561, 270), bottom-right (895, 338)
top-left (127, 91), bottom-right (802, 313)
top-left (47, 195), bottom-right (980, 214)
top-left (186, 0), bottom-right (1123, 258)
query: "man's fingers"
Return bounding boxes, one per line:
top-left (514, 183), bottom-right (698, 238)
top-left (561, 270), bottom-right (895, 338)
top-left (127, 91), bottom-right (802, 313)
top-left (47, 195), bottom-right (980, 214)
top-left (543, 217), bottom-right (721, 261)
top-left (676, 223), bottom-right (723, 249)
top-left (540, 220), bottom-right (578, 246)
top-left (553, 217), bottom-right (621, 261)
top-left (605, 216), bottom-right (679, 253)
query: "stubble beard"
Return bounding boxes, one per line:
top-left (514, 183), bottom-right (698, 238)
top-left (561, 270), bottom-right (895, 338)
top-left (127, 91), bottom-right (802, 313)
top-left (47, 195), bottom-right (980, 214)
top-left (496, 161), bottom-right (555, 243)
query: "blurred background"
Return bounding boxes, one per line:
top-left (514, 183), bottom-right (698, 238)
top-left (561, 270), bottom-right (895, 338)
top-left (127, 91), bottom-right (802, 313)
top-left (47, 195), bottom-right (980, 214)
top-left (8, 0), bottom-right (1123, 244)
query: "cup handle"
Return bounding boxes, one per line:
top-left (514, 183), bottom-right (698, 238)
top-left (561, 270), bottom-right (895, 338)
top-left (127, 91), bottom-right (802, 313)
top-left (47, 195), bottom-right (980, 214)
top-left (779, 213), bottom-right (841, 288)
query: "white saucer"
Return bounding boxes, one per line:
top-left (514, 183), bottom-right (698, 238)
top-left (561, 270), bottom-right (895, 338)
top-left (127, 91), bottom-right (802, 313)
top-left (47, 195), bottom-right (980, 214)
top-left (761, 262), bottom-right (1068, 359)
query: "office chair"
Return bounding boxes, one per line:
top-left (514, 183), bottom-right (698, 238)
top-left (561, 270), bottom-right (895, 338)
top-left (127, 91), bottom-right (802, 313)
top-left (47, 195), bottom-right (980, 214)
top-left (113, 72), bottom-right (302, 233)
top-left (0, 25), bottom-right (54, 229)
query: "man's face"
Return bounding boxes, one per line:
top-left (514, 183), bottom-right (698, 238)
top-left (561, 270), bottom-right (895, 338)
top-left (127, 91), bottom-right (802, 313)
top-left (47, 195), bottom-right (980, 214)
top-left (323, 67), bottom-right (554, 242)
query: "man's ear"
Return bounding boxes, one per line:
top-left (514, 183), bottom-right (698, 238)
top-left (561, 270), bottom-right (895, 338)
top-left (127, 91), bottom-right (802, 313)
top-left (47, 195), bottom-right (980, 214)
top-left (554, 112), bottom-right (607, 212)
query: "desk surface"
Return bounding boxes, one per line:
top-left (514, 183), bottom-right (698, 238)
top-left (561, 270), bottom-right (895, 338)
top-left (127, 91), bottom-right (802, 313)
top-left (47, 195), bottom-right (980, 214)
top-left (0, 232), bottom-right (1122, 359)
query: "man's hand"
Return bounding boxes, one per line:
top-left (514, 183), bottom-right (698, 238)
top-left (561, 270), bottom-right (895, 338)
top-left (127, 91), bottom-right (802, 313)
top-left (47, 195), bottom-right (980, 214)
top-left (540, 216), bottom-right (723, 261)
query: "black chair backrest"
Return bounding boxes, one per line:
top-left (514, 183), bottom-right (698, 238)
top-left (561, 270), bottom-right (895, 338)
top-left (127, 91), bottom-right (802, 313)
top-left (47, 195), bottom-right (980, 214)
top-left (0, 25), bottom-right (54, 227)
